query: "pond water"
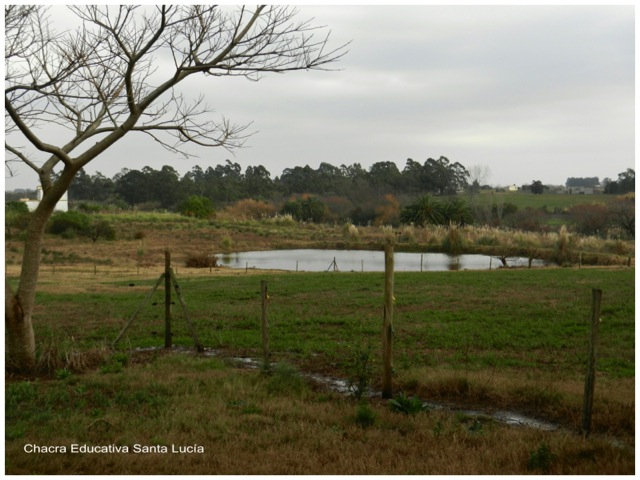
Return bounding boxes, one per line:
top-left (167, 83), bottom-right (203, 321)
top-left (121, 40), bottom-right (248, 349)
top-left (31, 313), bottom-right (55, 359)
top-left (217, 249), bottom-right (545, 272)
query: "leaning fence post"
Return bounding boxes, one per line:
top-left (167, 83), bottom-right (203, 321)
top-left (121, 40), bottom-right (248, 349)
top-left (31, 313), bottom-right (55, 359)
top-left (169, 269), bottom-right (204, 352)
top-left (582, 288), bottom-right (602, 437)
top-left (382, 242), bottom-right (395, 399)
top-left (261, 280), bottom-right (270, 369)
top-left (164, 249), bottom-right (172, 349)
top-left (112, 274), bottom-right (165, 348)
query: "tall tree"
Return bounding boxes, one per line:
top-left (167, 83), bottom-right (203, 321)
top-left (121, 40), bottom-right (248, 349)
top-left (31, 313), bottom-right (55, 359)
top-left (530, 180), bottom-right (545, 195)
top-left (604, 169), bottom-right (635, 195)
top-left (5, 5), bottom-right (347, 371)
top-left (244, 165), bottom-right (274, 199)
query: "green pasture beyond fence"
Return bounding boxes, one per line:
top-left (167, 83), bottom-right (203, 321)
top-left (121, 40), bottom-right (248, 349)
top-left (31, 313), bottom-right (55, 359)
top-left (472, 191), bottom-right (620, 210)
top-left (29, 265), bottom-right (635, 381)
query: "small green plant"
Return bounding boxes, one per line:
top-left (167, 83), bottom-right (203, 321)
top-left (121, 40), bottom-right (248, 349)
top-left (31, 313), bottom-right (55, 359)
top-left (100, 362), bottom-right (123, 374)
top-left (346, 345), bottom-right (373, 400)
top-left (53, 368), bottom-right (72, 380)
top-left (527, 443), bottom-right (555, 473)
top-left (100, 353), bottom-right (129, 374)
top-left (354, 402), bottom-right (376, 428)
top-left (433, 420), bottom-right (444, 436)
top-left (112, 353), bottom-right (129, 366)
top-left (388, 392), bottom-right (428, 415)
top-left (227, 400), bottom-right (262, 415)
top-left (266, 362), bottom-right (307, 395)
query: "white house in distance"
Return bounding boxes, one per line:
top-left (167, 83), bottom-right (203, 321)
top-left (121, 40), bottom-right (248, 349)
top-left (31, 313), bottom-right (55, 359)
top-left (21, 187), bottom-right (68, 212)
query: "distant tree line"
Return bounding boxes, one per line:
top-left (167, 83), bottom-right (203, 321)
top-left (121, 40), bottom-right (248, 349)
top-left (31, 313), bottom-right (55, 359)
top-left (6, 161), bottom-right (634, 238)
top-left (566, 177), bottom-right (600, 188)
top-left (64, 156), bottom-right (470, 218)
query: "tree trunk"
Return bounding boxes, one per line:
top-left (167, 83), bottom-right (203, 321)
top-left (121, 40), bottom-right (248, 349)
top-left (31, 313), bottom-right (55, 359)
top-left (5, 282), bottom-right (36, 371)
top-left (6, 180), bottom-right (69, 372)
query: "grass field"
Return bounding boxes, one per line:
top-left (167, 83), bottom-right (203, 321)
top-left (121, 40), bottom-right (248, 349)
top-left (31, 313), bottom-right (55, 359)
top-left (5, 263), bottom-right (635, 474)
top-left (4, 209), bottom-right (635, 474)
top-left (473, 191), bottom-right (618, 210)
top-left (24, 267), bottom-right (634, 378)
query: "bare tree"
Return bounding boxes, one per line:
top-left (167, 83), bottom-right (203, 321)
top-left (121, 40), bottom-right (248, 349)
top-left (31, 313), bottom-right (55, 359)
top-left (5, 5), bottom-right (347, 371)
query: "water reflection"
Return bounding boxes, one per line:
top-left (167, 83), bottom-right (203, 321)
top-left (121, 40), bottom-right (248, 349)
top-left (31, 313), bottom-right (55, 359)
top-left (216, 249), bottom-right (544, 272)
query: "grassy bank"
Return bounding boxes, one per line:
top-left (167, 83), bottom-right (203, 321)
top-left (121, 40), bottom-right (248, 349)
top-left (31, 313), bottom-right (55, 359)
top-left (5, 213), bottom-right (634, 273)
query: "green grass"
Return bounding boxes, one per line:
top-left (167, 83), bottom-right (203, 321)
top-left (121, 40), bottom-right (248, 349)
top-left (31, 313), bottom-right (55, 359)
top-left (7, 266), bottom-right (635, 475)
top-left (30, 267), bottom-right (634, 380)
top-left (473, 191), bottom-right (617, 211)
top-left (5, 353), bottom-right (634, 475)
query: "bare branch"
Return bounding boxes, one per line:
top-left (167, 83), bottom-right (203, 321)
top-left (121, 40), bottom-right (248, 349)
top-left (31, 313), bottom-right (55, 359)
top-left (5, 142), bottom-right (41, 174)
top-left (5, 5), bottom-right (348, 178)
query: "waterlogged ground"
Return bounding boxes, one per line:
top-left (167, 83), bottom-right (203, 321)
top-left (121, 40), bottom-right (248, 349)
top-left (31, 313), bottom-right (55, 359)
top-left (5, 351), bottom-right (634, 475)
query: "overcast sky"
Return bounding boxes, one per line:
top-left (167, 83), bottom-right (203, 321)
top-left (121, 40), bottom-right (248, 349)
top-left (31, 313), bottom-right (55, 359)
top-left (5, 4), bottom-right (635, 191)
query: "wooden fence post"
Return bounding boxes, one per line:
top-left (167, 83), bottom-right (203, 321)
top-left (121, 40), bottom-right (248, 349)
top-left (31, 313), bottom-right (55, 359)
top-left (261, 280), bottom-right (270, 368)
top-left (164, 249), bottom-right (172, 349)
top-left (382, 242), bottom-right (395, 399)
top-left (582, 288), bottom-right (602, 437)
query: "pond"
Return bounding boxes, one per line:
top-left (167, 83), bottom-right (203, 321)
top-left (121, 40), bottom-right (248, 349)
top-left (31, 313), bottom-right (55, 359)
top-left (217, 249), bottom-right (545, 272)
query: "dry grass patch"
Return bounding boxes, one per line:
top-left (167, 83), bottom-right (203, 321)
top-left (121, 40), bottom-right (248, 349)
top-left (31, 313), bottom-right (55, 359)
top-left (5, 354), bottom-right (634, 475)
top-left (396, 367), bottom-right (634, 444)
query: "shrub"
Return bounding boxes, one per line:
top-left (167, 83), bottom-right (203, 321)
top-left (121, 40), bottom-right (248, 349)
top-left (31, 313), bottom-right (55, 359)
top-left (5, 201), bottom-right (31, 235)
top-left (89, 219), bottom-right (116, 242)
top-left (5, 201), bottom-right (29, 214)
top-left (281, 197), bottom-right (326, 223)
top-left (553, 225), bottom-right (573, 265)
top-left (343, 223), bottom-right (359, 240)
top-left (179, 195), bottom-right (215, 219)
top-left (442, 227), bottom-right (466, 253)
top-left (47, 211), bottom-right (91, 237)
top-left (224, 199), bottom-right (276, 220)
top-left (185, 252), bottom-right (218, 268)
top-left (569, 203), bottom-right (610, 236)
top-left (77, 202), bottom-right (102, 213)
top-left (220, 236), bottom-right (233, 251)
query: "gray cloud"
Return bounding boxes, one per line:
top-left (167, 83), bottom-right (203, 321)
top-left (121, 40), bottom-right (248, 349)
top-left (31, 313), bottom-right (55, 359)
top-left (5, 5), bottom-right (634, 190)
